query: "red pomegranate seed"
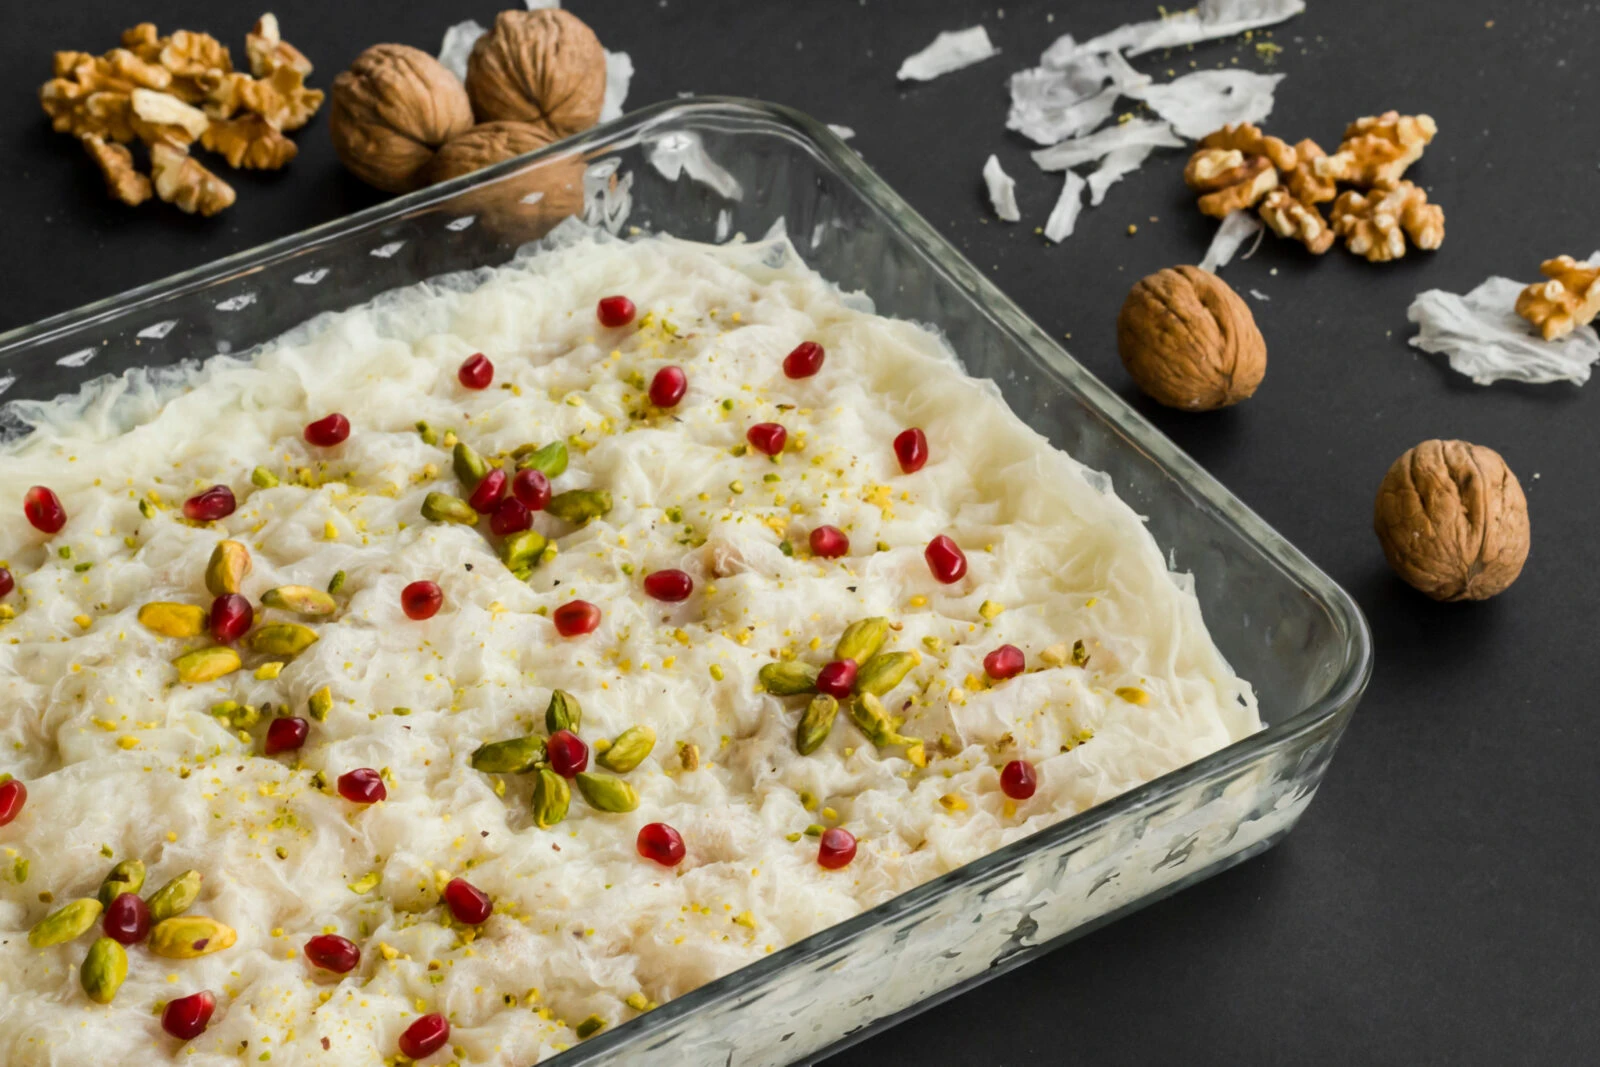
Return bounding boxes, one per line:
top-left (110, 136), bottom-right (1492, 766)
top-left (183, 485), bottom-right (236, 523)
top-left (924, 535), bottom-right (968, 584)
top-left (1000, 759), bottom-right (1038, 800)
top-left (161, 990), bottom-right (216, 1040)
top-left (337, 768), bottom-right (386, 804)
top-left (984, 644), bottom-right (1026, 681)
top-left (103, 892), bottom-right (151, 945)
top-left (815, 659), bottom-right (858, 699)
top-left (0, 778), bottom-right (25, 825)
top-left (545, 729), bottom-right (589, 778)
top-left (401, 581), bottom-right (443, 620)
top-left (209, 593), bottom-right (254, 644)
top-left (24, 486), bottom-right (66, 534)
top-left (818, 827), bottom-right (857, 869)
top-left (649, 366), bottom-right (687, 408)
top-left (552, 599), bottom-right (600, 637)
top-left (0, 567), bottom-right (13, 598)
top-left (809, 525), bottom-right (849, 559)
top-left (597, 295), bottom-right (636, 328)
top-left (304, 933), bottom-right (360, 974)
top-left (304, 413), bottom-right (350, 447)
top-left (637, 822), bottom-right (685, 867)
top-left (264, 716), bottom-right (309, 756)
top-left (489, 497), bottom-right (532, 536)
top-left (511, 468), bottom-right (551, 511)
top-left (467, 467), bottom-right (506, 514)
top-left (746, 423), bottom-right (787, 456)
top-left (458, 352), bottom-right (494, 390)
top-left (642, 568), bottom-right (693, 602)
top-left (783, 341), bottom-right (825, 379)
top-left (399, 1014), bottom-right (450, 1060)
top-left (443, 877), bottom-right (493, 924)
top-left (893, 428), bottom-right (929, 474)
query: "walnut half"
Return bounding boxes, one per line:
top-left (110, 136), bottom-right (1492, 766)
top-left (1514, 256), bottom-right (1600, 341)
top-left (1329, 179), bottom-right (1444, 262)
top-left (1316, 111), bottom-right (1437, 187)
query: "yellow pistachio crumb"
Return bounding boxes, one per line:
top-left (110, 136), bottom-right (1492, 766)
top-left (949, 687), bottom-right (967, 706)
top-left (254, 662), bottom-right (285, 680)
top-left (732, 910), bottom-right (756, 929)
top-left (1003, 799), bottom-right (1018, 818)
top-left (1115, 686), bottom-right (1150, 706)
top-left (117, 735), bottom-right (140, 750)
top-left (74, 614), bottom-right (93, 630)
top-left (978, 600), bottom-right (1004, 621)
top-left (939, 793), bottom-right (968, 812)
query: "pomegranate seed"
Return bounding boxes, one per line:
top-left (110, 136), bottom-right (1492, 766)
top-left (642, 568), bottom-right (693, 602)
top-left (458, 352), bottom-right (494, 389)
top-left (924, 535), bottom-right (968, 584)
top-left (399, 1014), bottom-right (450, 1060)
top-left (782, 341), bottom-right (825, 379)
top-left (183, 485), bottom-right (236, 523)
top-left (161, 990), bottom-right (216, 1040)
top-left (24, 486), bottom-right (66, 534)
top-left (304, 933), bottom-right (361, 974)
top-left (304, 413), bottom-right (350, 447)
top-left (545, 729), bottom-right (589, 778)
top-left (552, 600), bottom-right (600, 637)
top-left (817, 827), bottom-right (857, 869)
top-left (103, 892), bottom-right (151, 945)
top-left (1000, 759), bottom-right (1038, 800)
top-left (0, 567), bottom-right (13, 598)
top-left (893, 428), bottom-right (929, 474)
top-left (984, 644), bottom-right (1026, 681)
top-left (815, 659), bottom-right (858, 699)
top-left (401, 581), bottom-right (443, 620)
top-left (637, 822), bottom-right (685, 867)
top-left (264, 716), bottom-right (309, 756)
top-left (511, 468), bottom-right (551, 511)
top-left (209, 593), bottom-right (254, 644)
top-left (467, 467), bottom-right (507, 513)
top-left (809, 525), bottom-right (849, 559)
top-left (596, 295), bottom-right (636, 328)
top-left (747, 422), bottom-right (787, 456)
top-left (489, 497), bottom-right (532, 536)
top-left (649, 366), bottom-right (687, 408)
top-left (337, 768), bottom-right (386, 804)
top-left (0, 778), bottom-right (25, 825)
top-left (443, 877), bottom-right (493, 924)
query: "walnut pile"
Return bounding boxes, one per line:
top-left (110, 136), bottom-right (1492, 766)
top-left (1186, 113), bottom-right (1443, 263)
top-left (1374, 440), bottom-right (1529, 602)
top-left (1117, 266), bottom-right (1267, 411)
top-left (1514, 255), bottom-right (1600, 340)
top-left (38, 14), bottom-right (323, 216)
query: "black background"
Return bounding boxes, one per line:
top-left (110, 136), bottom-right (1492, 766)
top-left (3, 2), bottom-right (1597, 1064)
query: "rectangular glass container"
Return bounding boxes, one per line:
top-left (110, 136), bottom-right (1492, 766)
top-left (0, 98), bottom-right (1371, 1066)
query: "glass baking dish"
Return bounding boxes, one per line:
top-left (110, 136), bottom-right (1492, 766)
top-left (0, 98), bottom-right (1370, 1065)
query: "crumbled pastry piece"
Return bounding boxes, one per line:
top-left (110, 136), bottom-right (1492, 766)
top-left (1186, 149), bottom-right (1279, 218)
top-left (1258, 187), bottom-right (1335, 254)
top-left (1329, 178), bottom-right (1444, 262)
top-left (129, 87), bottom-right (209, 147)
top-left (1285, 137), bottom-right (1337, 204)
top-left (245, 14), bottom-right (312, 78)
top-left (150, 142), bottom-right (235, 216)
top-left (1197, 121), bottom-right (1297, 173)
top-left (1316, 111), bottom-right (1436, 186)
top-left (1515, 255), bottom-right (1600, 341)
top-left (200, 113), bottom-right (297, 169)
top-left (239, 64), bottom-right (324, 132)
top-left (81, 134), bottom-right (151, 205)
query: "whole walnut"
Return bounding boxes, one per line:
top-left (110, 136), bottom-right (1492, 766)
top-left (329, 44), bottom-right (474, 193)
top-left (466, 10), bottom-right (605, 137)
top-left (1117, 266), bottom-right (1267, 410)
top-left (1374, 440), bottom-right (1530, 601)
top-left (422, 120), bottom-right (585, 243)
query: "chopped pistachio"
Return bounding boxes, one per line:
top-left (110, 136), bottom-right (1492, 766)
top-left (250, 466), bottom-right (279, 489)
top-left (327, 570), bottom-right (346, 594)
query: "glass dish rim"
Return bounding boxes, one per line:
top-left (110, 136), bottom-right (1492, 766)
top-left (0, 96), bottom-right (1373, 1060)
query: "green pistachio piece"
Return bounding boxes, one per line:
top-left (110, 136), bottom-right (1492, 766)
top-left (470, 735), bottom-right (545, 774)
top-left (416, 420), bottom-right (439, 446)
top-left (261, 585), bottom-right (337, 617)
top-left (1072, 639), bottom-right (1089, 668)
top-left (138, 499), bottom-right (157, 519)
top-left (796, 694), bottom-right (839, 755)
top-left (856, 651), bottom-right (915, 696)
top-left (575, 772), bottom-right (639, 813)
top-left (247, 623), bottom-right (319, 657)
top-left (28, 898), bottom-right (102, 948)
top-left (514, 440), bottom-right (568, 479)
top-left (230, 703), bottom-right (261, 729)
top-left (545, 690), bottom-right (581, 734)
top-left (848, 692), bottom-right (896, 746)
top-left (758, 661), bottom-right (817, 696)
top-left (834, 617), bottom-right (889, 664)
top-left (421, 491), bottom-right (477, 525)
top-left (595, 726), bottom-right (655, 773)
top-left (545, 488), bottom-right (612, 525)
top-left (532, 767), bottom-right (570, 829)
top-left (250, 466), bottom-right (279, 489)
top-left (327, 570), bottom-right (347, 594)
top-left (308, 686), bottom-right (332, 723)
top-left (576, 1015), bottom-right (607, 1039)
top-left (173, 646), bottom-right (241, 684)
top-left (500, 529), bottom-right (549, 570)
top-left (97, 859), bottom-right (146, 907)
top-left (148, 915), bottom-right (236, 959)
top-left (80, 937), bottom-right (128, 1004)
top-left (204, 540), bottom-right (252, 596)
top-left (145, 869), bottom-right (202, 922)
top-left (139, 602), bottom-right (207, 639)
top-left (452, 441), bottom-right (488, 490)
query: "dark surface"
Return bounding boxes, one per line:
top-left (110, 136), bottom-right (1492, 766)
top-left (2, 2), bottom-right (1595, 1064)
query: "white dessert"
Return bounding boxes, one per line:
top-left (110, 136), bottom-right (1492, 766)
top-left (0, 229), bottom-right (1258, 1064)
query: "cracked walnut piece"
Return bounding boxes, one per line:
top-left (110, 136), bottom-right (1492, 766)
top-left (1514, 256), bottom-right (1600, 341)
top-left (1285, 138), bottom-right (1337, 204)
top-left (82, 134), bottom-right (151, 206)
top-left (1258, 188), bottom-right (1335, 254)
top-left (129, 87), bottom-right (208, 148)
top-left (201, 114), bottom-right (297, 169)
top-left (1317, 111), bottom-right (1437, 186)
top-left (1198, 122), bottom-right (1298, 173)
top-left (1185, 150), bottom-right (1279, 218)
top-left (150, 142), bottom-right (235, 216)
top-left (1329, 179), bottom-right (1444, 262)
top-left (246, 14), bottom-right (312, 78)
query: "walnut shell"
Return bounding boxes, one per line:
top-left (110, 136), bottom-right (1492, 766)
top-left (329, 44), bottom-right (474, 193)
top-left (1374, 440), bottom-right (1529, 601)
top-left (466, 10), bottom-right (605, 137)
top-left (1117, 266), bottom-right (1266, 410)
top-left (424, 121), bottom-right (584, 244)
